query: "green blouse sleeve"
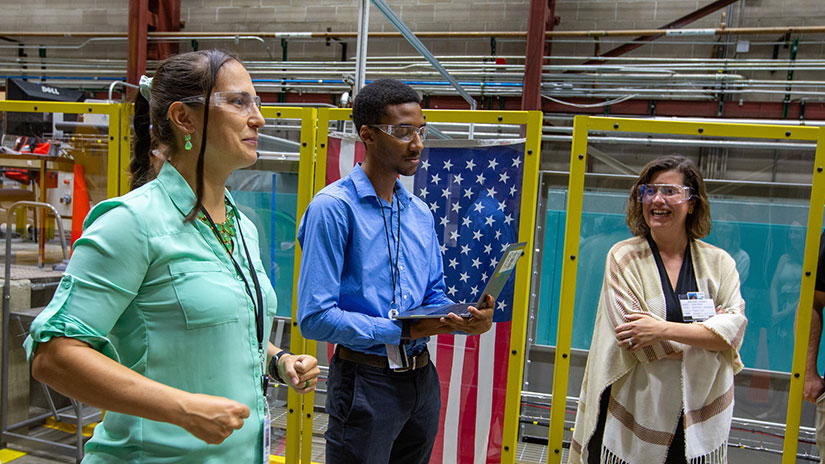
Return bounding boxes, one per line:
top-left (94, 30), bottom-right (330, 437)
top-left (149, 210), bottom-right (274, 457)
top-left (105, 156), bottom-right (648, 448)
top-left (24, 201), bottom-right (149, 361)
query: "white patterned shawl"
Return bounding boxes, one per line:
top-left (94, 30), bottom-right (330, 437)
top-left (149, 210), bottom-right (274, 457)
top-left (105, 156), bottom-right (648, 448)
top-left (568, 237), bottom-right (747, 464)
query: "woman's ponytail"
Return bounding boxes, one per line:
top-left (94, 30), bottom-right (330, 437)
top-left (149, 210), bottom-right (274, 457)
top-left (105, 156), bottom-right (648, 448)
top-left (129, 90), bottom-right (154, 190)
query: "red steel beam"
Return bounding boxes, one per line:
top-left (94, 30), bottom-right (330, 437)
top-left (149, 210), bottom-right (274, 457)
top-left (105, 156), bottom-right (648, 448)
top-left (128, 0), bottom-right (182, 87)
top-left (127, 0), bottom-right (149, 87)
top-left (522, 0), bottom-right (552, 111)
top-left (150, 0), bottom-right (183, 61)
top-left (583, 0), bottom-right (739, 64)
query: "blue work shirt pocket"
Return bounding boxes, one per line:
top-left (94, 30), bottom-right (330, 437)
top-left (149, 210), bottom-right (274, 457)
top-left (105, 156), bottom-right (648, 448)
top-left (168, 261), bottom-right (241, 329)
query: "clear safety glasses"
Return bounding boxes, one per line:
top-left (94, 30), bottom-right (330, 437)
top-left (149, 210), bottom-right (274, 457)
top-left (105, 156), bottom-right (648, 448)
top-left (638, 183), bottom-right (693, 204)
top-left (180, 91), bottom-right (262, 116)
top-left (369, 124), bottom-right (428, 142)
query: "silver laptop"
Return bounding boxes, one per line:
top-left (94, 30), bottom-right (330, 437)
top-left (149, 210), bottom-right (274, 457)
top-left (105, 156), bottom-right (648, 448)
top-left (394, 242), bottom-right (526, 320)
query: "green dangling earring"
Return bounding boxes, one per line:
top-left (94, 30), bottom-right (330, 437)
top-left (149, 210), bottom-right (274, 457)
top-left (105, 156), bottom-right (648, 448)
top-left (184, 133), bottom-right (192, 151)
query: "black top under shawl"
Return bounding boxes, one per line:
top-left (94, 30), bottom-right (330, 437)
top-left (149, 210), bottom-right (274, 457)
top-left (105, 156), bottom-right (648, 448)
top-left (587, 236), bottom-right (696, 464)
top-left (646, 235), bottom-right (698, 323)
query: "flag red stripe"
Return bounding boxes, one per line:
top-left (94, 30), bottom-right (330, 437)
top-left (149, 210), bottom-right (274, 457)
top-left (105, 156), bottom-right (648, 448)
top-left (431, 334), bottom-right (456, 463)
top-left (457, 335), bottom-right (480, 462)
top-left (325, 137), bottom-right (342, 186)
top-left (487, 320), bottom-right (512, 462)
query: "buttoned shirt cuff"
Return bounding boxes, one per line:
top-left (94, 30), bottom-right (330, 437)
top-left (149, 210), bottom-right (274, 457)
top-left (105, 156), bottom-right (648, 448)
top-left (376, 317), bottom-right (404, 345)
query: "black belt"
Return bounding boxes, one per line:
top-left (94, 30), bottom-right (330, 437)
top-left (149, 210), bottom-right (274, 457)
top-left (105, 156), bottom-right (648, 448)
top-left (337, 346), bottom-right (430, 372)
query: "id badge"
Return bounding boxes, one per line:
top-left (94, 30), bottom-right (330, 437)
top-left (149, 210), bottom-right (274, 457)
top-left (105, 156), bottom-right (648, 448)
top-left (388, 302), bottom-right (400, 320)
top-left (386, 344), bottom-right (409, 370)
top-left (262, 401), bottom-right (271, 464)
top-left (679, 292), bottom-right (716, 322)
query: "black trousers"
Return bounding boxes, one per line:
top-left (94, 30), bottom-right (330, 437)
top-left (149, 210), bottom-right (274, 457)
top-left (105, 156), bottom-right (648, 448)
top-left (587, 386), bottom-right (686, 464)
top-left (325, 353), bottom-right (441, 464)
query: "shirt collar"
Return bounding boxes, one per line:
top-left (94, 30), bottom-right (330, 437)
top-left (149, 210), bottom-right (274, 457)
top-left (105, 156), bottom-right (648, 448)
top-left (156, 162), bottom-right (236, 216)
top-left (350, 163), bottom-right (412, 209)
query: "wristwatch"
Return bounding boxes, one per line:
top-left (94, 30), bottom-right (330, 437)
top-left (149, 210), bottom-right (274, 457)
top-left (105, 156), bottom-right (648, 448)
top-left (269, 350), bottom-right (293, 384)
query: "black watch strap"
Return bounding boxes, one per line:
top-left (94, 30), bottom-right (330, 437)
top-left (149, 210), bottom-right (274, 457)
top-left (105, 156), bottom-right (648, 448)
top-left (269, 349), bottom-right (293, 384)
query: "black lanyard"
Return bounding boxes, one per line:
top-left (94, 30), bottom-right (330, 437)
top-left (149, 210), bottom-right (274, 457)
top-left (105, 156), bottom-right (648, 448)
top-left (200, 201), bottom-right (265, 353)
top-left (379, 189), bottom-right (401, 309)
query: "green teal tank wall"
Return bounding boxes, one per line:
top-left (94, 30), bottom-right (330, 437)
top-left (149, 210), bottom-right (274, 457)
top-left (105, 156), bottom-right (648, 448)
top-left (538, 189), bottom-right (817, 373)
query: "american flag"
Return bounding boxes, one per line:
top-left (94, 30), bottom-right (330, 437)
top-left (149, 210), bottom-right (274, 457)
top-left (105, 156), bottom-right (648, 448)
top-left (326, 134), bottom-right (525, 463)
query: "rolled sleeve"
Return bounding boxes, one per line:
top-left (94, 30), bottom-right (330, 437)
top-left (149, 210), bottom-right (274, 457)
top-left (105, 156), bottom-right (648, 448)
top-left (25, 202), bottom-right (148, 360)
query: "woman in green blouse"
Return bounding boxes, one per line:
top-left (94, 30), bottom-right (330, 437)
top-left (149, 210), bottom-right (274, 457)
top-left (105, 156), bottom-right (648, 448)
top-left (25, 50), bottom-right (319, 463)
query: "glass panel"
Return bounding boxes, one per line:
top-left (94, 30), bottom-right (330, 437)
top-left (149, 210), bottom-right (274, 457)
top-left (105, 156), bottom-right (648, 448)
top-left (225, 112), bottom-right (305, 458)
top-left (227, 169), bottom-right (298, 320)
top-left (0, 108), bottom-right (110, 269)
top-left (0, 104), bottom-right (113, 442)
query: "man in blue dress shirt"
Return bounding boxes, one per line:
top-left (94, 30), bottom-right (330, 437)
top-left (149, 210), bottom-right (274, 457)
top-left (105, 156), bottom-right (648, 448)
top-left (297, 79), bottom-right (494, 463)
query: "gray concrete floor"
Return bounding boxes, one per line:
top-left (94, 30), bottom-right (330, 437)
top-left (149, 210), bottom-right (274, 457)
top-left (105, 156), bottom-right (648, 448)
top-left (0, 412), bottom-right (808, 464)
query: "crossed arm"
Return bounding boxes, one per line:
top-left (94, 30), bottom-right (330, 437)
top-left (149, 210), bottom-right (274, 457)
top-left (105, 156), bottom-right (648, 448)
top-left (615, 313), bottom-right (731, 355)
top-left (603, 244), bottom-right (741, 360)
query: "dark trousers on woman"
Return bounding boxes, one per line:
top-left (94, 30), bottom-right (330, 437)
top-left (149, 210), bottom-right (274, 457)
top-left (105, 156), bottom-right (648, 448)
top-left (324, 351), bottom-right (441, 464)
top-left (587, 387), bottom-right (686, 464)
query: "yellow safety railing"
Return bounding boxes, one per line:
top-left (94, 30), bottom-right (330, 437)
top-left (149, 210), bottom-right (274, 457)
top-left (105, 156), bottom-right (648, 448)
top-left (259, 106), bottom-right (318, 464)
top-left (0, 100), bottom-right (125, 198)
top-left (0, 101), bottom-right (320, 464)
top-left (3, 101), bottom-right (820, 463)
top-left (315, 108), bottom-right (542, 464)
top-left (548, 115), bottom-right (825, 464)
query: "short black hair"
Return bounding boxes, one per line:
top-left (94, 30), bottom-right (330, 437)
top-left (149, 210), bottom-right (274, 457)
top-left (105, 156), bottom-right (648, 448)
top-left (352, 79), bottom-right (421, 132)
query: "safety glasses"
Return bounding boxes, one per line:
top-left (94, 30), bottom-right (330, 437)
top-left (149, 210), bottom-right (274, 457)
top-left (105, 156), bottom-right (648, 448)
top-left (369, 124), bottom-right (428, 142)
top-left (638, 183), bottom-right (693, 204)
top-left (180, 91), bottom-right (262, 116)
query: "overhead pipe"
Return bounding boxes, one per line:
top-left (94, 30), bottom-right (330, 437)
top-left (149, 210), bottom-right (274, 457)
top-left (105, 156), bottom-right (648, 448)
top-left (10, 41), bottom-right (825, 103)
top-left (4, 25), bottom-right (825, 40)
top-left (353, 0), bottom-right (369, 96)
top-left (107, 81), bottom-right (139, 101)
top-left (369, 0), bottom-right (476, 137)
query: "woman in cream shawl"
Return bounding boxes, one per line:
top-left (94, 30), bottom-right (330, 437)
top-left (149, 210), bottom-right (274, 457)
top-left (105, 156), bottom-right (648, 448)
top-left (569, 156), bottom-right (747, 464)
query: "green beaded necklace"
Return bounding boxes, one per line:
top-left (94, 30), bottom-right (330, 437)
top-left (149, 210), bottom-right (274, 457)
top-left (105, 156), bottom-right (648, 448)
top-left (198, 198), bottom-right (236, 254)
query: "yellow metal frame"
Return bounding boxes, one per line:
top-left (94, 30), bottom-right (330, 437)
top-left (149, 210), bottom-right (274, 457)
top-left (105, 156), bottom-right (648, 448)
top-left (119, 102), bottom-right (133, 195)
top-left (259, 106), bottom-right (318, 464)
top-left (0, 103), bottom-right (319, 463)
top-left (0, 100), bottom-right (125, 198)
top-left (547, 115), bottom-right (825, 464)
top-left (314, 108), bottom-right (542, 464)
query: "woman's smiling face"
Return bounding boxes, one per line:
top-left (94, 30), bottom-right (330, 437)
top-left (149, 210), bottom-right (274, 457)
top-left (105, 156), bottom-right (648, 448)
top-left (642, 169), bottom-right (691, 237)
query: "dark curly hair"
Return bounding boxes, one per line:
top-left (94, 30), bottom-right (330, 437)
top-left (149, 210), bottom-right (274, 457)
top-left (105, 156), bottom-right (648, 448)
top-left (352, 79), bottom-right (421, 132)
top-left (130, 49), bottom-right (238, 220)
top-left (626, 155), bottom-right (712, 239)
